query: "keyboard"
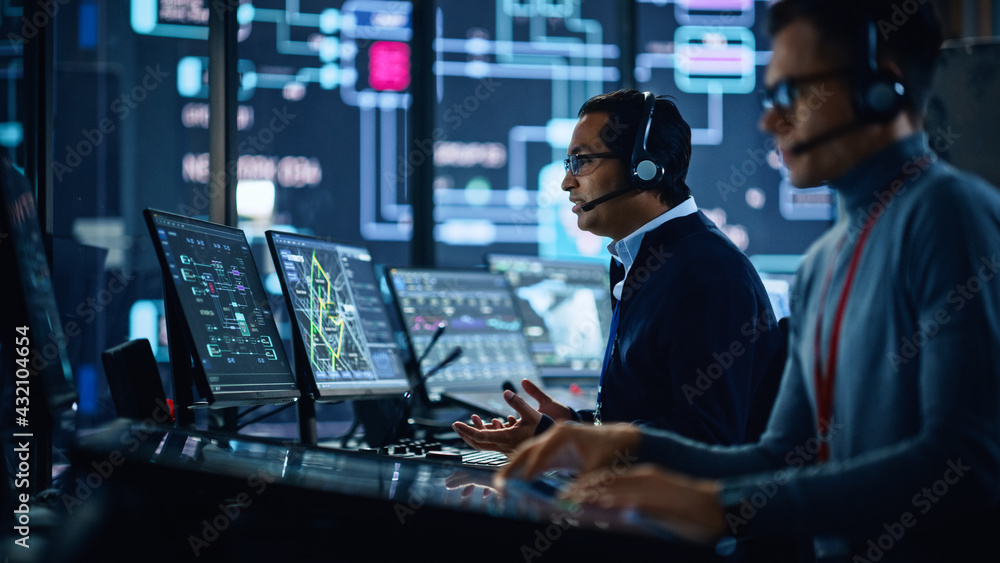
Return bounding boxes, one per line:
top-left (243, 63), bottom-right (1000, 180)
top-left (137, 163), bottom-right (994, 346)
top-left (354, 437), bottom-right (509, 469)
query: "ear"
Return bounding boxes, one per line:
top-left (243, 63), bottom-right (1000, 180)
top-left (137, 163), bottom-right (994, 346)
top-left (877, 58), bottom-right (905, 82)
top-left (877, 58), bottom-right (921, 127)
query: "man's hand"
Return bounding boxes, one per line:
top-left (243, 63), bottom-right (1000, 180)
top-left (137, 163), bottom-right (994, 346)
top-left (562, 464), bottom-right (726, 544)
top-left (496, 423), bottom-right (642, 485)
top-left (451, 379), bottom-right (578, 453)
top-left (519, 379), bottom-right (576, 423)
top-left (452, 390), bottom-right (543, 454)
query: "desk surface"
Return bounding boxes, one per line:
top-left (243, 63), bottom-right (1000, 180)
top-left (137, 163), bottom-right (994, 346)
top-left (49, 421), bottom-right (723, 562)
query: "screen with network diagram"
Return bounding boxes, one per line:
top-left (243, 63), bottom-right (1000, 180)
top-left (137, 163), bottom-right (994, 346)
top-left (144, 210), bottom-right (299, 406)
top-left (488, 254), bottom-right (611, 378)
top-left (121, 0), bottom-right (830, 266)
top-left (432, 0), bottom-right (832, 264)
top-left (267, 231), bottom-right (410, 399)
top-left (386, 268), bottom-right (538, 394)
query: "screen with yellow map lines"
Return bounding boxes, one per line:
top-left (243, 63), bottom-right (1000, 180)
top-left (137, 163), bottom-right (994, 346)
top-left (267, 231), bottom-right (410, 399)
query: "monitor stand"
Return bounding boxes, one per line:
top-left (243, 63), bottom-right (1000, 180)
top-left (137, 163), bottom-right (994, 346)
top-left (292, 337), bottom-right (401, 449)
top-left (163, 276), bottom-right (198, 428)
top-left (291, 334), bottom-right (320, 446)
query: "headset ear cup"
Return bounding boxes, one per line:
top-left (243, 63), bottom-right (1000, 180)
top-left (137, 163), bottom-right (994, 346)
top-left (860, 72), bottom-right (905, 121)
top-left (631, 92), bottom-right (665, 189)
top-left (634, 158), bottom-right (662, 186)
top-left (854, 73), bottom-right (905, 123)
top-left (854, 14), bottom-right (906, 123)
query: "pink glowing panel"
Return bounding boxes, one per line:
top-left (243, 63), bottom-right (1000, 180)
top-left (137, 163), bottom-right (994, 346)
top-left (676, 45), bottom-right (750, 76)
top-left (680, 0), bottom-right (752, 9)
top-left (369, 41), bottom-right (411, 91)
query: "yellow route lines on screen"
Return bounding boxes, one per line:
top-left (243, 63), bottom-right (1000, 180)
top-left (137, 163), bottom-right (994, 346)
top-left (308, 252), bottom-right (345, 365)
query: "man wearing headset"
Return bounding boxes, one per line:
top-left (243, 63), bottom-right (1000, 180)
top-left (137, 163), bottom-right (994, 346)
top-left (497, 0), bottom-right (1000, 559)
top-left (453, 90), bottom-right (785, 452)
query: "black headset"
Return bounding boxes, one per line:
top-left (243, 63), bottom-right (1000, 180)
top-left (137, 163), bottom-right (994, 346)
top-left (630, 91), bottom-right (665, 188)
top-left (853, 14), bottom-right (907, 123)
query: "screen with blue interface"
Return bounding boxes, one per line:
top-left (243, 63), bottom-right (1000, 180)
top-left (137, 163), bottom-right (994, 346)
top-left (107, 0), bottom-right (830, 272)
top-left (266, 231), bottom-right (410, 399)
top-left (386, 268), bottom-right (538, 394)
top-left (487, 254), bottom-right (610, 378)
top-left (430, 0), bottom-right (832, 264)
top-left (758, 273), bottom-right (793, 320)
top-left (144, 210), bottom-right (300, 406)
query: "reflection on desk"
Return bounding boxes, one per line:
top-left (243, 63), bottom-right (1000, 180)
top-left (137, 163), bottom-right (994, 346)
top-left (47, 421), bottom-right (725, 562)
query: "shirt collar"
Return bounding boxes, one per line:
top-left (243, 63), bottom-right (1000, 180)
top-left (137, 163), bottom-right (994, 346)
top-left (608, 196), bottom-right (698, 273)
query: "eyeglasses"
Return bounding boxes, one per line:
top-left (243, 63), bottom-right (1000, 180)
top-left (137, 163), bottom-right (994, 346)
top-left (758, 69), bottom-right (851, 111)
top-left (563, 152), bottom-right (618, 176)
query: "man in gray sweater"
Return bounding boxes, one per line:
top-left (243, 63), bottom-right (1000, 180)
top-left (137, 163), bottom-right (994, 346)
top-left (497, 0), bottom-right (1000, 560)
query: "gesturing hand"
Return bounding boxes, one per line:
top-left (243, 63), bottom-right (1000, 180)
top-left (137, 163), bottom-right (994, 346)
top-left (452, 390), bottom-right (544, 454)
top-left (519, 379), bottom-right (577, 423)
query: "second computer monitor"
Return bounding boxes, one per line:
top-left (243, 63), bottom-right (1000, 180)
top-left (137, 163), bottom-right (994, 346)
top-left (267, 231), bottom-right (410, 400)
top-left (487, 254), bottom-right (611, 379)
top-left (386, 268), bottom-right (539, 398)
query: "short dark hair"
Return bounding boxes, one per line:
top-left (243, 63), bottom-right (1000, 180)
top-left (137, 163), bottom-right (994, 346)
top-left (768, 0), bottom-right (943, 117)
top-left (578, 89), bottom-right (691, 207)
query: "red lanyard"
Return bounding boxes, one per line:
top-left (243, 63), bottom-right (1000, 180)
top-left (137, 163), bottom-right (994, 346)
top-left (812, 155), bottom-right (930, 462)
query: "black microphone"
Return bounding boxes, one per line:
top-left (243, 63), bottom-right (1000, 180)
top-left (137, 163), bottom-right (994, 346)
top-left (788, 119), bottom-right (868, 156)
top-left (380, 346), bottom-right (464, 446)
top-left (580, 185), bottom-right (636, 212)
top-left (415, 346), bottom-right (463, 387)
top-left (417, 323), bottom-right (447, 364)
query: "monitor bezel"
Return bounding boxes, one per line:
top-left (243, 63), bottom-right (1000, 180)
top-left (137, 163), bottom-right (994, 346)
top-left (143, 209), bottom-right (301, 409)
top-left (0, 156), bottom-right (79, 420)
top-left (0, 153), bottom-right (78, 493)
top-left (265, 229), bottom-right (411, 401)
top-left (384, 265), bottom-right (540, 394)
top-left (485, 253), bottom-right (611, 379)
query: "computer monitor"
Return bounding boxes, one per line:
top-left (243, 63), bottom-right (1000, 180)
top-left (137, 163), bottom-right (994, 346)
top-left (265, 231), bottom-right (410, 400)
top-left (487, 254), bottom-right (611, 379)
top-left (759, 275), bottom-right (793, 320)
top-left (749, 254), bottom-right (800, 321)
top-left (1, 153), bottom-right (77, 493)
top-left (385, 268), bottom-right (539, 401)
top-left (143, 209), bottom-right (300, 410)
